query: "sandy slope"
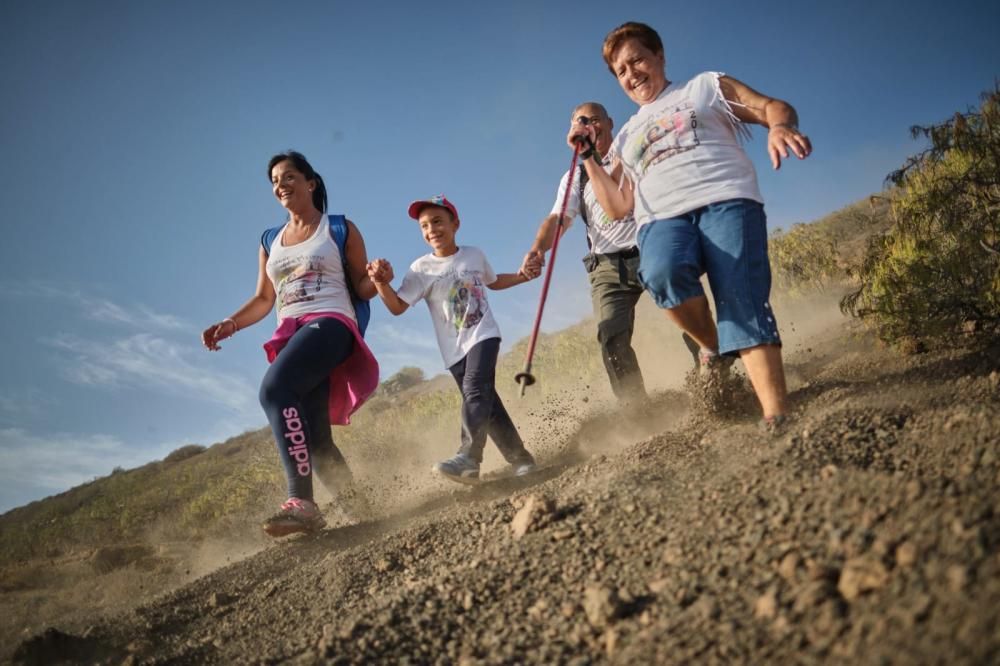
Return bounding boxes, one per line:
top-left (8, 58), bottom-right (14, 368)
top-left (9, 311), bottom-right (1000, 664)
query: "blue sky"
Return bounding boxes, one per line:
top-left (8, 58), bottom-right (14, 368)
top-left (1, 0), bottom-right (998, 512)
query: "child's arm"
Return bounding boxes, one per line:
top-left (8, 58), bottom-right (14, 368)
top-left (366, 259), bottom-right (410, 315)
top-left (487, 272), bottom-right (532, 291)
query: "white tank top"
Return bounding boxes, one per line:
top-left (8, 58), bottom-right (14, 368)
top-left (265, 219), bottom-right (357, 323)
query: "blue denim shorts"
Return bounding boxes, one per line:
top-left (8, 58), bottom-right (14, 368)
top-left (636, 198), bottom-right (780, 355)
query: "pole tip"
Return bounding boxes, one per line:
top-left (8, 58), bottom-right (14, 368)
top-left (514, 371), bottom-right (536, 387)
top-left (514, 371), bottom-right (536, 397)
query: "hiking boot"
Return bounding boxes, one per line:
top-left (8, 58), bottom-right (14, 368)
top-left (759, 414), bottom-right (790, 437)
top-left (433, 454), bottom-right (480, 485)
top-left (262, 497), bottom-right (326, 537)
top-left (512, 461), bottom-right (538, 477)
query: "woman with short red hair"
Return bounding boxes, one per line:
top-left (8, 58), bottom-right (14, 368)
top-left (576, 21), bottom-right (812, 432)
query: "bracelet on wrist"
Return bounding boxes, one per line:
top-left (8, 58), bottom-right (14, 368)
top-left (223, 317), bottom-right (239, 333)
top-left (771, 122), bottom-right (798, 131)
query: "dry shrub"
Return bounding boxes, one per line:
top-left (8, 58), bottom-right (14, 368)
top-left (164, 444), bottom-right (207, 464)
top-left (842, 85), bottom-right (1000, 349)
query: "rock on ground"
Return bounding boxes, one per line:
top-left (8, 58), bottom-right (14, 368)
top-left (8, 322), bottom-right (1000, 665)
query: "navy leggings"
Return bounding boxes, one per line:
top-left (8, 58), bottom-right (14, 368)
top-left (259, 317), bottom-right (354, 501)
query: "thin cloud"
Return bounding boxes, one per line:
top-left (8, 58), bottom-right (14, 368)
top-left (0, 408), bottom-right (270, 514)
top-left (85, 298), bottom-right (188, 331)
top-left (366, 320), bottom-right (443, 376)
top-left (0, 389), bottom-right (49, 421)
top-left (47, 333), bottom-right (256, 413)
top-left (2, 281), bottom-right (189, 332)
top-left (0, 427), bottom-right (174, 513)
top-left (62, 359), bottom-right (122, 387)
top-left (367, 320), bottom-right (440, 351)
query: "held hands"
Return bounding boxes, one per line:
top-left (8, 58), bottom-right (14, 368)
top-left (519, 250), bottom-right (544, 280)
top-left (366, 258), bottom-right (394, 285)
top-left (201, 319), bottom-right (236, 351)
top-left (767, 124), bottom-right (812, 170)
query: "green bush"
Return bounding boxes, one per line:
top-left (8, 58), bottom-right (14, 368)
top-left (179, 457), bottom-right (281, 531)
top-left (380, 366), bottom-right (426, 397)
top-left (769, 222), bottom-right (841, 293)
top-left (768, 198), bottom-right (891, 296)
top-left (842, 85), bottom-right (1000, 349)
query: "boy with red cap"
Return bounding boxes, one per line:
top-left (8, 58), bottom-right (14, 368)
top-left (367, 195), bottom-right (537, 484)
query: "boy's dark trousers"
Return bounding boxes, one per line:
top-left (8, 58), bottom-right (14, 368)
top-left (449, 337), bottom-right (533, 465)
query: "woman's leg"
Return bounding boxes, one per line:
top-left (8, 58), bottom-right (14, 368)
top-left (303, 378), bottom-right (353, 492)
top-left (739, 345), bottom-right (788, 418)
top-left (698, 199), bottom-right (787, 417)
top-left (663, 295), bottom-right (718, 352)
top-left (259, 318), bottom-right (354, 500)
top-left (637, 217), bottom-right (719, 352)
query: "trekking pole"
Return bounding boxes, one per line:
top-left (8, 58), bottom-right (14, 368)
top-left (515, 139), bottom-right (586, 397)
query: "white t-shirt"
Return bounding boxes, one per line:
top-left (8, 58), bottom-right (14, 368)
top-left (396, 246), bottom-right (502, 368)
top-left (610, 71), bottom-right (763, 227)
top-left (549, 155), bottom-right (638, 255)
top-left (265, 219), bottom-right (357, 323)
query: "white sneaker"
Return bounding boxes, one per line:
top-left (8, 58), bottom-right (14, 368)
top-left (512, 462), bottom-right (537, 477)
top-left (432, 454), bottom-right (480, 485)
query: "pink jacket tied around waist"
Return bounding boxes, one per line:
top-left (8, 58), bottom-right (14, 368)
top-left (263, 312), bottom-right (379, 426)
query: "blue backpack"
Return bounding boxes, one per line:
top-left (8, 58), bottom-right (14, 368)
top-left (261, 214), bottom-right (371, 336)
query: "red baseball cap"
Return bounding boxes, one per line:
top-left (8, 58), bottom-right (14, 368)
top-left (407, 194), bottom-right (460, 222)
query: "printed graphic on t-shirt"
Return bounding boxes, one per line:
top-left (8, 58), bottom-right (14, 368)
top-left (273, 256), bottom-right (324, 310)
top-left (447, 275), bottom-right (487, 331)
top-left (625, 99), bottom-right (701, 177)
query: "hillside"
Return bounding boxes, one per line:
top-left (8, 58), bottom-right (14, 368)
top-left (8, 310), bottom-right (1000, 664)
top-left (3, 191), bottom-right (1000, 663)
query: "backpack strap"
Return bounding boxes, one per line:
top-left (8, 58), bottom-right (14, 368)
top-left (327, 214), bottom-right (371, 337)
top-left (327, 213), bottom-right (348, 255)
top-left (261, 225), bottom-right (283, 256)
top-left (578, 165), bottom-right (593, 251)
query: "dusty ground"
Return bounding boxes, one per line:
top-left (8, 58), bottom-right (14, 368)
top-left (7, 308), bottom-right (1000, 664)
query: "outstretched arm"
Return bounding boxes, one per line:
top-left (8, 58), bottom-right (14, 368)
top-left (718, 75), bottom-right (812, 169)
top-left (487, 272), bottom-right (531, 291)
top-left (366, 259), bottom-right (409, 315)
top-left (202, 247), bottom-right (276, 351)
